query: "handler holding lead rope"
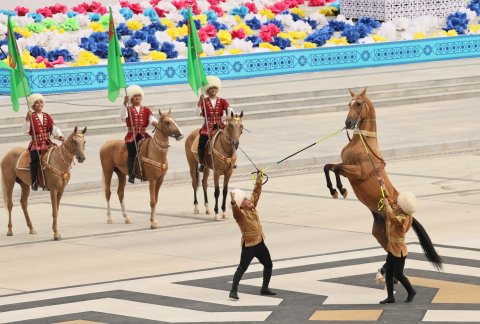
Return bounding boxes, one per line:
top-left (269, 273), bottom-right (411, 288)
top-left (229, 171), bottom-right (276, 300)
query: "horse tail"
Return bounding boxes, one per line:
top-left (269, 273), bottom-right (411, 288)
top-left (412, 217), bottom-right (443, 270)
top-left (0, 164), bottom-right (8, 211)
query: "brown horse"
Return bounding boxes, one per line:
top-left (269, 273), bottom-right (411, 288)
top-left (1, 126), bottom-right (87, 240)
top-left (185, 112), bottom-right (243, 220)
top-left (324, 89), bottom-right (442, 269)
top-left (100, 110), bottom-right (183, 228)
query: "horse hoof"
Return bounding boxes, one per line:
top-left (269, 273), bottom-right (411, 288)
top-left (151, 224), bottom-right (158, 229)
top-left (54, 235), bottom-right (61, 241)
top-left (125, 219), bottom-right (132, 224)
top-left (107, 218), bottom-right (113, 224)
top-left (30, 229), bottom-right (37, 235)
top-left (341, 189), bottom-right (348, 198)
top-left (206, 209), bottom-right (211, 215)
top-left (222, 212), bottom-right (228, 220)
top-left (194, 204), bottom-right (199, 214)
top-left (214, 214), bottom-right (219, 221)
top-left (6, 230), bottom-right (13, 236)
top-left (332, 190), bottom-right (338, 199)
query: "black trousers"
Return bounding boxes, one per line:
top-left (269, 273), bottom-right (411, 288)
top-left (30, 150), bottom-right (40, 164)
top-left (198, 134), bottom-right (209, 164)
top-left (231, 241), bottom-right (273, 291)
top-left (385, 252), bottom-right (413, 297)
top-left (126, 142), bottom-right (137, 158)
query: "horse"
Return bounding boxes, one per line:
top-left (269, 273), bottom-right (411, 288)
top-left (185, 111), bottom-right (243, 220)
top-left (1, 126), bottom-right (87, 240)
top-left (323, 88), bottom-right (442, 270)
top-left (100, 109), bottom-right (184, 228)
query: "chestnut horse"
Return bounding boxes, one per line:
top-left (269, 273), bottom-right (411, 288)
top-left (324, 89), bottom-right (442, 269)
top-left (100, 110), bottom-right (183, 228)
top-left (1, 127), bottom-right (87, 240)
top-left (185, 112), bottom-right (243, 220)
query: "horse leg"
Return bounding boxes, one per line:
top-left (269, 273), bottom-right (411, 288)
top-left (324, 164), bottom-right (339, 198)
top-left (213, 172), bottom-right (221, 221)
top-left (19, 182), bottom-right (36, 234)
top-left (103, 169), bottom-right (113, 224)
top-left (117, 173), bottom-right (131, 224)
top-left (202, 167), bottom-right (211, 214)
top-left (149, 180), bottom-right (159, 229)
top-left (190, 165), bottom-right (199, 214)
top-left (153, 178), bottom-right (164, 226)
top-left (221, 172), bottom-right (231, 219)
top-left (371, 211), bottom-right (387, 251)
top-left (333, 165), bottom-right (348, 198)
top-left (2, 176), bottom-right (15, 236)
top-left (50, 189), bottom-right (61, 241)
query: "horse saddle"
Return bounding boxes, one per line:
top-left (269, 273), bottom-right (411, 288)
top-left (191, 134), bottom-right (213, 155)
top-left (16, 148), bottom-right (54, 187)
top-left (120, 139), bottom-right (148, 180)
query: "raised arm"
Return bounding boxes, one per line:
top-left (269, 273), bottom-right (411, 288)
top-left (251, 171), bottom-right (263, 207)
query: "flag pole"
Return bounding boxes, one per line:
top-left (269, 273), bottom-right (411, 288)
top-left (123, 87), bottom-right (144, 180)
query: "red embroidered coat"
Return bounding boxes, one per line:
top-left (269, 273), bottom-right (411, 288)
top-left (27, 112), bottom-right (56, 151)
top-left (124, 106), bottom-right (153, 143)
top-left (198, 97), bottom-right (229, 136)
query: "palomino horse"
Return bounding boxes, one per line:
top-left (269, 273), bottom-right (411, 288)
top-left (324, 89), bottom-right (442, 269)
top-left (185, 112), bottom-right (243, 220)
top-left (100, 110), bottom-right (183, 228)
top-left (1, 126), bottom-right (87, 240)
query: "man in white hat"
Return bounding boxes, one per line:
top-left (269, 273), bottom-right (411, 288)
top-left (228, 171), bottom-right (276, 300)
top-left (121, 85), bottom-right (158, 183)
top-left (195, 75), bottom-right (233, 172)
top-left (22, 93), bottom-right (64, 191)
top-left (379, 192), bottom-right (417, 304)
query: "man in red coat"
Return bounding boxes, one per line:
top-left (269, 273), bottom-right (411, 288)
top-left (196, 76), bottom-right (233, 172)
top-left (22, 93), bottom-right (64, 191)
top-left (121, 85), bottom-right (158, 183)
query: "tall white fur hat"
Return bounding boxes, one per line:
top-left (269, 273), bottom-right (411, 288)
top-left (231, 188), bottom-right (246, 207)
top-left (397, 192), bottom-right (416, 215)
top-left (126, 85), bottom-right (144, 99)
top-left (27, 93), bottom-right (45, 107)
top-left (202, 75), bottom-right (221, 93)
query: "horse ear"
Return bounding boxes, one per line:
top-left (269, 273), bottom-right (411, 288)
top-left (360, 87), bottom-right (367, 97)
top-left (230, 111), bottom-right (234, 117)
top-left (74, 126), bottom-right (78, 133)
top-left (82, 126), bottom-right (87, 134)
top-left (239, 110), bottom-right (243, 118)
top-left (158, 109), bottom-right (162, 116)
top-left (349, 88), bottom-right (355, 97)
top-left (168, 108), bottom-right (171, 115)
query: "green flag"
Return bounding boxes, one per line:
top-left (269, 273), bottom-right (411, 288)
top-left (7, 15), bottom-right (31, 112)
top-left (187, 6), bottom-right (207, 96)
top-left (107, 7), bottom-right (126, 102)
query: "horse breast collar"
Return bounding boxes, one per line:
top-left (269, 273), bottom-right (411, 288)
top-left (353, 129), bottom-right (377, 137)
top-left (211, 130), bottom-right (237, 165)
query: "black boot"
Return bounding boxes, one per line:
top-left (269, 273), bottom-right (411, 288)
top-left (380, 296), bottom-right (395, 304)
top-left (127, 157), bottom-right (135, 184)
top-left (197, 146), bottom-right (205, 172)
top-left (405, 288), bottom-right (417, 302)
top-left (30, 162), bottom-right (39, 191)
top-left (260, 267), bottom-right (276, 295)
top-left (229, 266), bottom-right (245, 300)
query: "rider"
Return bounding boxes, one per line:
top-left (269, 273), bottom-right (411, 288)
top-left (121, 85), bottom-right (158, 184)
top-left (22, 93), bottom-right (64, 191)
top-left (380, 192), bottom-right (417, 304)
top-left (196, 75), bottom-right (234, 172)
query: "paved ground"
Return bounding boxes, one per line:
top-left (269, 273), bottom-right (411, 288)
top-left (0, 60), bottom-right (479, 323)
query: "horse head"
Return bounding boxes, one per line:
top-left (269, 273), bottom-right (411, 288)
top-left (156, 109), bottom-right (184, 141)
top-left (225, 110), bottom-right (244, 149)
top-left (68, 126), bottom-right (87, 163)
top-left (345, 88), bottom-right (375, 130)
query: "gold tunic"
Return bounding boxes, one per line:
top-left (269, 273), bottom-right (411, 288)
top-left (385, 204), bottom-right (413, 257)
top-left (231, 176), bottom-right (265, 247)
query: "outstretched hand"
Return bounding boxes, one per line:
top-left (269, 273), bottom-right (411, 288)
top-left (123, 95), bottom-right (129, 107)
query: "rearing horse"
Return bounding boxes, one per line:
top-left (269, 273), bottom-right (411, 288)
top-left (324, 89), bottom-right (442, 269)
top-left (185, 112), bottom-right (244, 220)
top-left (100, 110), bottom-right (183, 228)
top-left (1, 126), bottom-right (87, 240)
